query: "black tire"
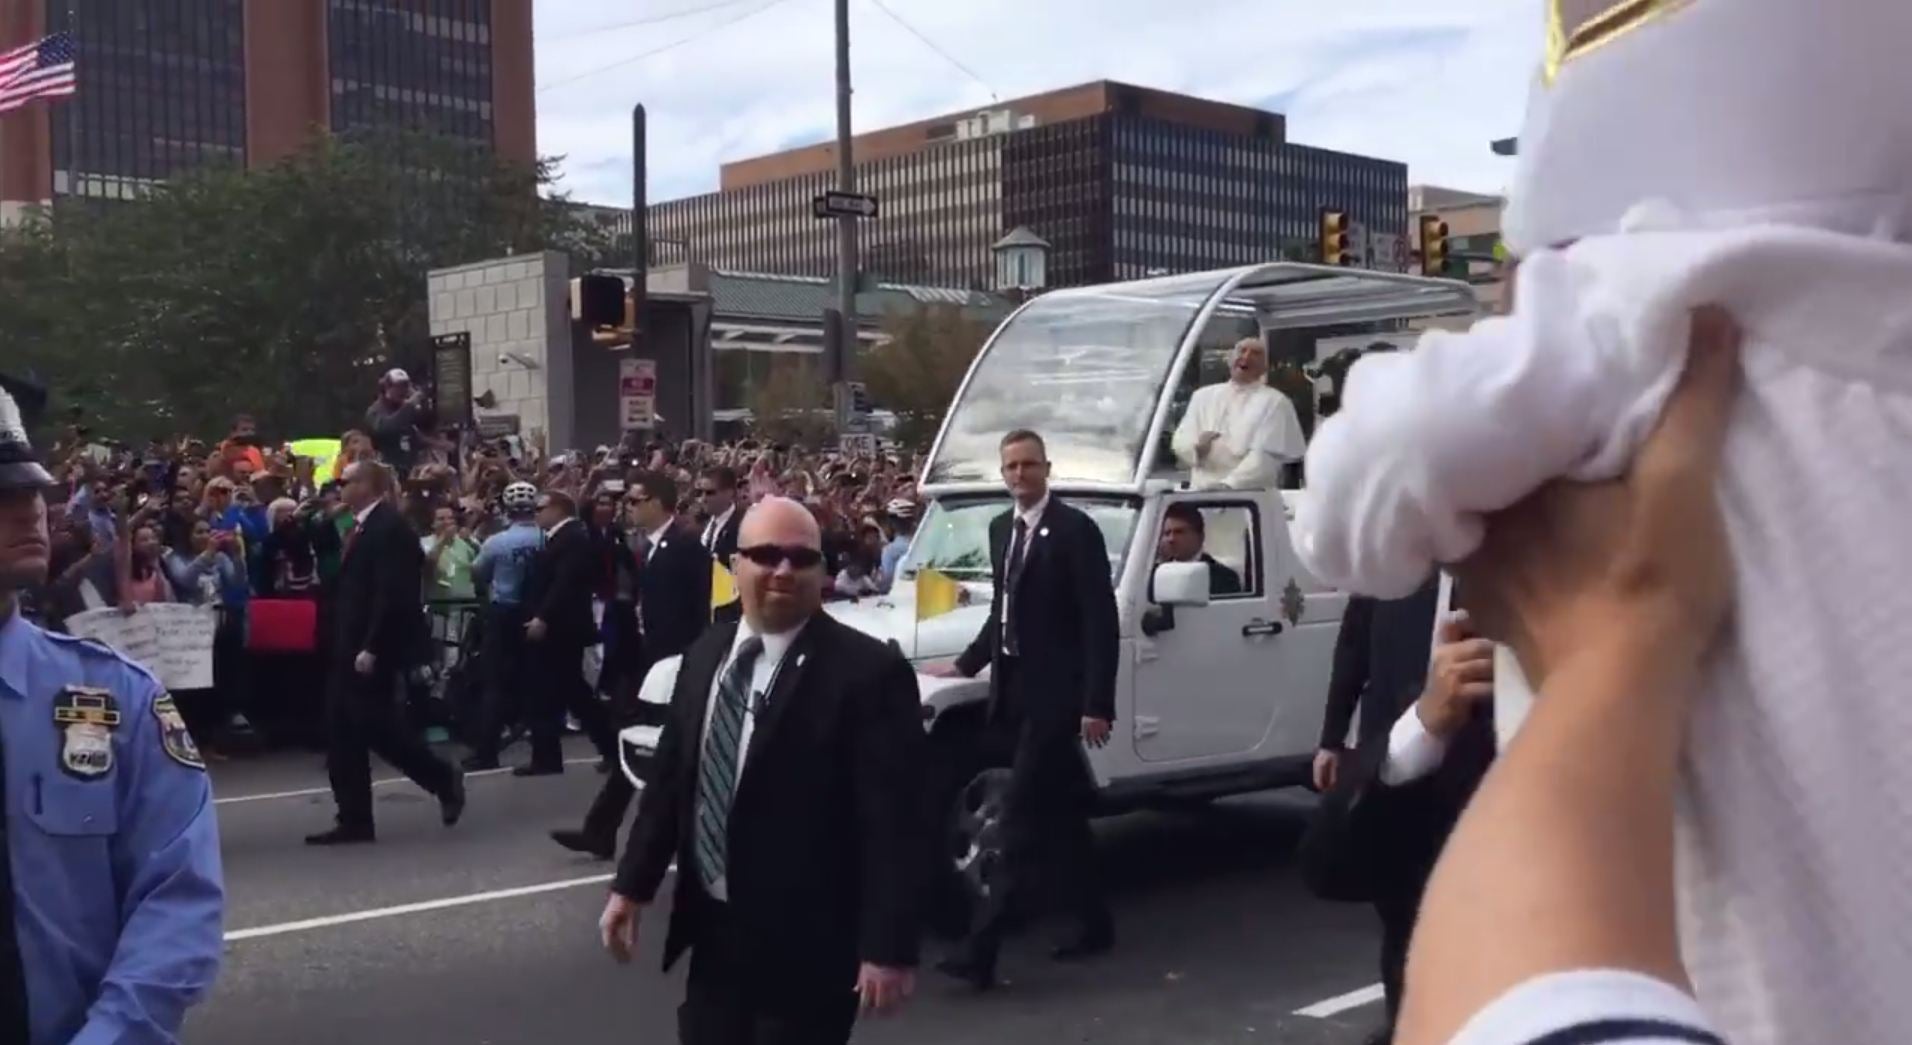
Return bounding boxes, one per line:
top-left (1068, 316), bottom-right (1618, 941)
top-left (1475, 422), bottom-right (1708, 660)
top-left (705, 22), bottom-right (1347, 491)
top-left (923, 717), bottom-right (993, 938)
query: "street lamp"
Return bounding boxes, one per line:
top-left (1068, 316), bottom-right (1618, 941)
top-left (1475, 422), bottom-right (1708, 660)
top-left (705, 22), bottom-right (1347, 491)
top-left (992, 226), bottom-right (1051, 294)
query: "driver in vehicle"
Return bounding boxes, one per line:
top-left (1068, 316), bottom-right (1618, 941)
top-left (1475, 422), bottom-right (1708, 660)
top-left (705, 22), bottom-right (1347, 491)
top-left (1157, 503), bottom-right (1242, 596)
top-left (1170, 336), bottom-right (1307, 490)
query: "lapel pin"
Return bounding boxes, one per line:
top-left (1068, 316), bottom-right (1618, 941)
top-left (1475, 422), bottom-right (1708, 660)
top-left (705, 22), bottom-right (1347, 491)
top-left (1039, 527), bottom-right (1050, 538)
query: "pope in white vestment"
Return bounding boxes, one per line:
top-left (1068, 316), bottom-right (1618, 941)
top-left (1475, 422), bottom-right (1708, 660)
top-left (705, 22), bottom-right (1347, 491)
top-left (1294, 2), bottom-right (1912, 1042)
top-left (1170, 337), bottom-right (1306, 490)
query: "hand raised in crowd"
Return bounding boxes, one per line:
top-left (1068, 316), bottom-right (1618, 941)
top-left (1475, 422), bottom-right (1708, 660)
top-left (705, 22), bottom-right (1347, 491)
top-left (1457, 308), bottom-right (1742, 683)
top-left (1415, 614), bottom-right (1496, 739)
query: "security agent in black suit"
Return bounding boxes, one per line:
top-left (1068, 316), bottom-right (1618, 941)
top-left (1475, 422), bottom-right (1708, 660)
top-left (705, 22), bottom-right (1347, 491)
top-left (552, 472), bottom-right (712, 859)
top-left (698, 467), bottom-right (744, 625)
top-left (599, 498), bottom-right (926, 1045)
top-left (307, 461), bottom-right (465, 845)
top-left (517, 489), bottom-right (618, 777)
top-left (933, 429), bottom-right (1121, 989)
top-left (1302, 580), bottom-right (1495, 1044)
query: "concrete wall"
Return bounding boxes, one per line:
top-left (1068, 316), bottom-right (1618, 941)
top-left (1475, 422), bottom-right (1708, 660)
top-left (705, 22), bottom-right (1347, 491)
top-left (428, 251), bottom-right (573, 453)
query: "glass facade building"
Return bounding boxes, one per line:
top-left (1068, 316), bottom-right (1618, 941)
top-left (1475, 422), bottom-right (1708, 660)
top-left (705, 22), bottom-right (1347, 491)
top-left (650, 91), bottom-right (1408, 290)
top-left (47, 0), bottom-right (247, 200)
top-left (652, 135), bottom-right (1003, 290)
top-left (326, 0), bottom-right (496, 147)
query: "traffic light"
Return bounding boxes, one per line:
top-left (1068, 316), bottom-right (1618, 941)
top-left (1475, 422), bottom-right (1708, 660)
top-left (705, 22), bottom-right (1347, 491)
top-left (1318, 208), bottom-right (1353, 266)
top-left (1419, 214), bottom-right (1450, 276)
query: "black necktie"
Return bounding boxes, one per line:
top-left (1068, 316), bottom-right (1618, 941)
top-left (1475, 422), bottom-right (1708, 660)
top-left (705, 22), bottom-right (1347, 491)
top-left (1003, 518), bottom-right (1029, 657)
top-left (0, 709), bottom-right (31, 1039)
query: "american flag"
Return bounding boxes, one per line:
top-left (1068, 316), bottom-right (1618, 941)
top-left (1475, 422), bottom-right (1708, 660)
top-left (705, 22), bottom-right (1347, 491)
top-left (0, 33), bottom-right (77, 117)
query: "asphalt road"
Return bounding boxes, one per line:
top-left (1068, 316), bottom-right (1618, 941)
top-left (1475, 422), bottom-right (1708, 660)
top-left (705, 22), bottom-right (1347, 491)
top-left (191, 738), bottom-right (1391, 1045)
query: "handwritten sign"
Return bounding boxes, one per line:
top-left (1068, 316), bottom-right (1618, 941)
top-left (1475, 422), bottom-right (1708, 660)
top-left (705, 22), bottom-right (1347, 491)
top-left (66, 604), bottom-right (218, 691)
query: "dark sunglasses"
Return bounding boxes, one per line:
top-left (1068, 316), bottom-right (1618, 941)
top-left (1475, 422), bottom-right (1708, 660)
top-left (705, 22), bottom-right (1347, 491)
top-left (694, 487), bottom-right (717, 497)
top-left (624, 494), bottom-right (652, 505)
top-left (738, 544), bottom-right (824, 570)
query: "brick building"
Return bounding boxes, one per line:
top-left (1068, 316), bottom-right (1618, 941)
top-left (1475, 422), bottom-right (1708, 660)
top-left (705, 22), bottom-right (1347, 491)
top-left (0, 0), bottom-right (535, 219)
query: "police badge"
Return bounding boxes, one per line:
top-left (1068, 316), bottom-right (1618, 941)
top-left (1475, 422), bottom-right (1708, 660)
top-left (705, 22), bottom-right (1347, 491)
top-left (53, 686), bottom-right (121, 780)
top-left (152, 694), bottom-right (205, 770)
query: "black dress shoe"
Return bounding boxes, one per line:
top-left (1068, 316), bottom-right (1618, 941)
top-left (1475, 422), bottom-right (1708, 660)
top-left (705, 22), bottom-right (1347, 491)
top-left (460, 754), bottom-right (501, 772)
top-left (441, 771), bottom-right (467, 827)
top-left (305, 825), bottom-right (376, 846)
top-left (935, 955), bottom-right (998, 992)
top-left (549, 828), bottom-right (615, 860)
top-left (512, 764), bottom-right (564, 778)
top-left (1051, 924), bottom-right (1115, 962)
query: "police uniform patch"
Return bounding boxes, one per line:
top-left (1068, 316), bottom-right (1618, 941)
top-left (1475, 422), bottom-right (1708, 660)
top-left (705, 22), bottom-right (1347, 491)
top-left (53, 686), bottom-right (121, 780)
top-left (151, 695), bottom-right (205, 770)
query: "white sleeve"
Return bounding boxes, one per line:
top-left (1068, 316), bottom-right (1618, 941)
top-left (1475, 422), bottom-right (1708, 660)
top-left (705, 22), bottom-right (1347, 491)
top-left (1378, 705), bottom-right (1450, 786)
top-left (1449, 969), bottom-right (1722, 1045)
top-left (1170, 386), bottom-right (1208, 469)
top-left (1217, 392), bottom-right (1306, 489)
top-left (1291, 247), bottom-right (1689, 599)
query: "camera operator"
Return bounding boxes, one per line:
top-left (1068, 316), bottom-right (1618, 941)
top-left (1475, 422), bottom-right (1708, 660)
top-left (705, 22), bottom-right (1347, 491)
top-left (367, 368), bottom-right (432, 475)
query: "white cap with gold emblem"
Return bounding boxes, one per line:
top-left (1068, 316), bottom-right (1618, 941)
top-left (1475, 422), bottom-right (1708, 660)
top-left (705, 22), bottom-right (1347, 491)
top-left (1505, 0), bottom-right (1912, 256)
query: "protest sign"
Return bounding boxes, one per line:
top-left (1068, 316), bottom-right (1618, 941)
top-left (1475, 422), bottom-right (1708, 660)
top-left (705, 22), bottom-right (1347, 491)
top-left (66, 604), bottom-right (218, 691)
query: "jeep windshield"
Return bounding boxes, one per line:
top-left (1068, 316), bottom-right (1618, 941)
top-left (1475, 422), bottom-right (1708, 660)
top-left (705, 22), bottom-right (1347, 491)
top-left (898, 494), bottom-right (1140, 583)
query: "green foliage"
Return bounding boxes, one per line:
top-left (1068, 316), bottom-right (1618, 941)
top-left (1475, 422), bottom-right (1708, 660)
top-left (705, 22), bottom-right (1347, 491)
top-left (0, 130), bottom-right (606, 442)
top-left (861, 304), bottom-right (992, 447)
top-left (747, 357), bottom-right (834, 447)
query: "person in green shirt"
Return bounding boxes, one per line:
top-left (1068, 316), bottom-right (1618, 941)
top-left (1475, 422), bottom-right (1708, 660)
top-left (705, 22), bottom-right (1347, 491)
top-left (422, 505), bottom-right (479, 602)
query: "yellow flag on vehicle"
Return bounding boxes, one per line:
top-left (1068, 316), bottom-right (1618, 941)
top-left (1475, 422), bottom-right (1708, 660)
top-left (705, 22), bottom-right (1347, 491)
top-left (711, 561), bottom-right (739, 613)
top-left (916, 569), bottom-right (961, 622)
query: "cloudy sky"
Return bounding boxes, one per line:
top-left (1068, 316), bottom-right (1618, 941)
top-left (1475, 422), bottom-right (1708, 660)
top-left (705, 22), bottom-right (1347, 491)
top-left (533, 0), bottom-right (1545, 208)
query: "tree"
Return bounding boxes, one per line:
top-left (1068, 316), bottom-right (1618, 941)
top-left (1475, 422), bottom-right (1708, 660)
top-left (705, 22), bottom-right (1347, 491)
top-left (0, 129), bottom-right (607, 441)
top-left (861, 304), bottom-right (992, 447)
top-left (747, 357), bottom-right (833, 447)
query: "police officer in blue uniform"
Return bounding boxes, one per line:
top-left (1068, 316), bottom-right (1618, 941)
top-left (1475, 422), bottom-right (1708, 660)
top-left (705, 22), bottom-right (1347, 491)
top-left (0, 374), bottom-right (224, 1044)
top-left (462, 481), bottom-right (545, 770)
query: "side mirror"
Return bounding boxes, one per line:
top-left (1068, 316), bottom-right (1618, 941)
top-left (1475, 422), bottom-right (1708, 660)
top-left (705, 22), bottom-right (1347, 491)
top-left (1152, 561), bottom-right (1211, 608)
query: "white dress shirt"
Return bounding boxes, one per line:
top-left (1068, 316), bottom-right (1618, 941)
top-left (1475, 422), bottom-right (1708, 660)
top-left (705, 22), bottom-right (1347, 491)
top-left (544, 516), bottom-right (577, 541)
top-left (1171, 380), bottom-right (1307, 490)
top-left (700, 505), bottom-right (735, 553)
top-left (697, 619), bottom-right (805, 901)
top-left (1378, 704), bottom-right (1449, 787)
top-left (644, 521), bottom-right (674, 564)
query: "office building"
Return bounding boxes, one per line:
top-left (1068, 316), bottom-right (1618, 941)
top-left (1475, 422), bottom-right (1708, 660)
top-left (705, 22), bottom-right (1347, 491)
top-left (0, 0), bottom-right (534, 216)
top-left (649, 81), bottom-right (1408, 289)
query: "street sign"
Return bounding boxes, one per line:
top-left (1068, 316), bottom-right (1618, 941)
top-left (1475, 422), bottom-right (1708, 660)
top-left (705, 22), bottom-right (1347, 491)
top-left (812, 191), bottom-right (879, 220)
top-left (839, 432), bottom-right (877, 456)
top-left (618, 358), bottom-right (657, 430)
top-left (430, 332), bottom-right (473, 430)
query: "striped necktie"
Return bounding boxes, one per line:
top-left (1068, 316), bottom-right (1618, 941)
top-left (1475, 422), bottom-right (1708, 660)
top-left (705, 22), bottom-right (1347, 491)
top-left (693, 635), bottom-right (765, 891)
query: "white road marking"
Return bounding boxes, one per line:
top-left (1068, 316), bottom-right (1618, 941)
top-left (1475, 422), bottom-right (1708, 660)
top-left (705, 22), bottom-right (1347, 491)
top-left (224, 873), bottom-right (616, 941)
top-left (214, 756), bottom-right (604, 805)
top-left (1294, 982), bottom-right (1386, 1018)
top-left (225, 861), bottom-right (679, 942)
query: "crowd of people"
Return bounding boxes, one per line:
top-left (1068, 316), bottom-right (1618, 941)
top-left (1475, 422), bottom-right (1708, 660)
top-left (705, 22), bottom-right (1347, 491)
top-left (19, 368), bottom-right (928, 757)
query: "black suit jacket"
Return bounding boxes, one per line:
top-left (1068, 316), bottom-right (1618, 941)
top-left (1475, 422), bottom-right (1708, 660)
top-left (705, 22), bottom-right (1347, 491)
top-left (1317, 581), bottom-right (1441, 751)
top-left (698, 507), bottom-right (743, 571)
top-left (954, 496), bottom-right (1120, 728)
top-left (614, 615), bottom-right (927, 996)
top-left (525, 518), bottom-right (597, 649)
top-left (637, 525), bottom-right (712, 681)
top-left (332, 500), bottom-right (426, 667)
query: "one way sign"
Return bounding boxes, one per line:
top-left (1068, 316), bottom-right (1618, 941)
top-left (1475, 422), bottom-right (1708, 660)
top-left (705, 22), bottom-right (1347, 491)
top-left (812, 191), bottom-right (879, 219)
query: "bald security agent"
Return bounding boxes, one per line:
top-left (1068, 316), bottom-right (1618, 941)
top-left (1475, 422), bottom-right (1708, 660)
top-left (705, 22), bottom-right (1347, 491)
top-left (600, 497), bottom-right (926, 1045)
top-left (0, 373), bottom-right (224, 1044)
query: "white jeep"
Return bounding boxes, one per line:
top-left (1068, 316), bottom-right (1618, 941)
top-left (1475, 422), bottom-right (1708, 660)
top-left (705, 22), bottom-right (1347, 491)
top-left (623, 262), bottom-right (1478, 927)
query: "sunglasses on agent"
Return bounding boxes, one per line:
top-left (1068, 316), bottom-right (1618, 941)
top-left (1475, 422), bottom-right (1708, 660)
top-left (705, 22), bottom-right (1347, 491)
top-left (737, 544), bottom-right (825, 570)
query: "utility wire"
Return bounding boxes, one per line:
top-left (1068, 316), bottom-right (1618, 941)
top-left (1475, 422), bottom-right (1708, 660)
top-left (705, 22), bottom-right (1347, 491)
top-left (538, 0), bottom-right (797, 93)
top-left (544, 0), bottom-right (767, 44)
top-left (863, 0), bottom-right (999, 101)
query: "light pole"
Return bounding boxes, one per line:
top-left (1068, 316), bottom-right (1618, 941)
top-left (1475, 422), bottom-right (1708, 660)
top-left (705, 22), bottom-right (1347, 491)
top-left (830, 0), bottom-right (858, 431)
